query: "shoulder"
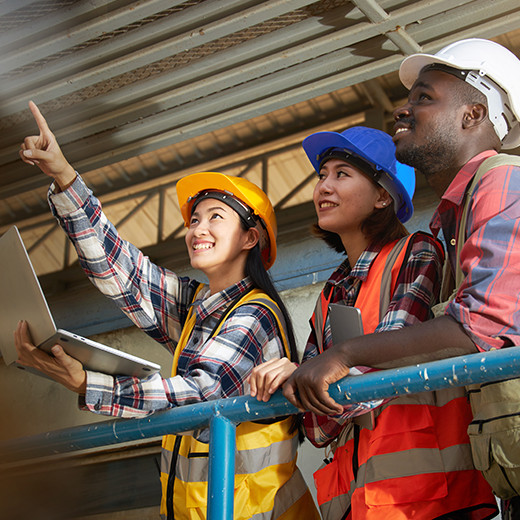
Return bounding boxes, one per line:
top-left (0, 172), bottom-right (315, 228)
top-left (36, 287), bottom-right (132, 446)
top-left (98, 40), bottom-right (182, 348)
top-left (477, 153), bottom-right (520, 188)
top-left (220, 299), bottom-right (280, 338)
top-left (406, 231), bottom-right (444, 260)
top-left (471, 155), bottom-right (520, 222)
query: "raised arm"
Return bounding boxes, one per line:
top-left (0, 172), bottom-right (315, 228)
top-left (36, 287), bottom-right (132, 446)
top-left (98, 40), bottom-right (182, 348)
top-left (20, 101), bottom-right (76, 190)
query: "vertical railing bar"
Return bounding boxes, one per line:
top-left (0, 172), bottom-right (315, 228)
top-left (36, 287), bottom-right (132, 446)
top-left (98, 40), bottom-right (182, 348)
top-left (207, 412), bottom-right (236, 520)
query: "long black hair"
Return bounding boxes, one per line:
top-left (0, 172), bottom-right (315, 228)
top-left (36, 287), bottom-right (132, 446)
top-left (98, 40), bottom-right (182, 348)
top-left (244, 240), bottom-right (299, 364)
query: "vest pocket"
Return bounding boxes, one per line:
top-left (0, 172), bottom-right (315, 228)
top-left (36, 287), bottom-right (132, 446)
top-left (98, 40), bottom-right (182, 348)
top-left (314, 441), bottom-right (353, 507)
top-left (364, 405), bottom-right (448, 506)
top-left (467, 378), bottom-right (520, 499)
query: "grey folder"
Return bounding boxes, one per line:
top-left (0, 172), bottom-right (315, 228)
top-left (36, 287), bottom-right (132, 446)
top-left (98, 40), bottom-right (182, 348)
top-left (0, 226), bottom-right (161, 379)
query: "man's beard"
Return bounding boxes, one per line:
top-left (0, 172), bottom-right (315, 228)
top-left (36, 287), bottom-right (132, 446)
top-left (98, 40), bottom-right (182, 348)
top-left (395, 117), bottom-right (459, 180)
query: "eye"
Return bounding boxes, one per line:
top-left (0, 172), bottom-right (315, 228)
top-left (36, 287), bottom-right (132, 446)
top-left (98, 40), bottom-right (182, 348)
top-left (189, 216), bottom-right (199, 226)
top-left (316, 172), bottom-right (325, 180)
top-left (418, 92), bottom-right (431, 101)
top-left (210, 212), bottom-right (223, 220)
top-left (337, 169), bottom-right (349, 178)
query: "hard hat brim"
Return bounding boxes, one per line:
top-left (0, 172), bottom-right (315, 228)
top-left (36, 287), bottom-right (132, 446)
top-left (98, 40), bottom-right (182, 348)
top-left (399, 53), bottom-right (458, 89)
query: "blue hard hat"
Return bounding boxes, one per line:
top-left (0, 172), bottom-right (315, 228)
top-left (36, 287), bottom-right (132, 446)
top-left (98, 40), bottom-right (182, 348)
top-left (302, 126), bottom-right (415, 223)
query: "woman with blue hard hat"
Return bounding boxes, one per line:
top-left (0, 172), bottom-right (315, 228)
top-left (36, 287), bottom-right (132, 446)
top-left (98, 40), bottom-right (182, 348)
top-left (250, 127), bottom-right (488, 519)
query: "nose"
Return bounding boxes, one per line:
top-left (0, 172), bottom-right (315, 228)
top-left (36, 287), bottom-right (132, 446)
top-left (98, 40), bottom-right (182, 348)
top-left (393, 101), bottom-right (411, 122)
top-left (191, 218), bottom-right (209, 237)
top-left (318, 175), bottom-right (334, 195)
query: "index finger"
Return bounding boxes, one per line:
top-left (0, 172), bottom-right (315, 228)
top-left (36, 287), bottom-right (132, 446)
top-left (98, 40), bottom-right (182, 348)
top-left (28, 100), bottom-right (51, 134)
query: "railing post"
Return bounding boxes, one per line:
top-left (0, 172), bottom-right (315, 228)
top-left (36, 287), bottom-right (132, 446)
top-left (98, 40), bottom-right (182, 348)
top-left (207, 413), bottom-right (236, 520)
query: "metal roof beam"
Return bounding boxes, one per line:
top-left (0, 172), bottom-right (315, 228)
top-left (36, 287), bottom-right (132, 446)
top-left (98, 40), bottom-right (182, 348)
top-left (0, 1), bottom-right (362, 143)
top-left (0, 0), bottom-right (188, 74)
top-left (0, 0), bottom-right (41, 18)
top-left (113, 192), bottom-right (156, 229)
top-left (1, 0), bottom-right (318, 108)
top-left (352, 0), bottom-right (422, 54)
top-left (0, 0), bottom-right (476, 165)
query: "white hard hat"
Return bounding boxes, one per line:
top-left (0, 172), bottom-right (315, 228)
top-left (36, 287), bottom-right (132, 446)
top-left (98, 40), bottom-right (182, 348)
top-left (399, 39), bottom-right (520, 149)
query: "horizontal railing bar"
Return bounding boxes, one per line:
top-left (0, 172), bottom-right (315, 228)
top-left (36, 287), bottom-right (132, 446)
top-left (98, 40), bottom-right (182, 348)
top-left (1, 346), bottom-right (519, 466)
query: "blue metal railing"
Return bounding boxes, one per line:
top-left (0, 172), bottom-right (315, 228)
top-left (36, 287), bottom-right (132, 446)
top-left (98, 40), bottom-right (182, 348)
top-left (2, 347), bottom-right (520, 518)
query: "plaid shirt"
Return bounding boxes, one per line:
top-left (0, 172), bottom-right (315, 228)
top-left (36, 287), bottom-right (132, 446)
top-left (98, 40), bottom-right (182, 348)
top-left (431, 150), bottom-right (520, 351)
top-left (48, 175), bottom-right (286, 418)
top-left (303, 233), bottom-right (443, 447)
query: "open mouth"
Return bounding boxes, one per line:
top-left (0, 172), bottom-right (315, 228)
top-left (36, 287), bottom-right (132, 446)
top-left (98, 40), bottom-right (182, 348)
top-left (320, 202), bottom-right (338, 208)
top-left (193, 243), bottom-right (214, 250)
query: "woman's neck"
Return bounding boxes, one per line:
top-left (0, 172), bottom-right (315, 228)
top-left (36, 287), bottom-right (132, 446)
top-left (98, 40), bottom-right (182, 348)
top-left (339, 231), bottom-right (371, 268)
top-left (206, 268), bottom-right (247, 296)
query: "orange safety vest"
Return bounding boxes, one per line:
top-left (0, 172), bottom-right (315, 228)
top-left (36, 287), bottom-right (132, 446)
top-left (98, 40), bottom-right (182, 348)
top-left (311, 235), bottom-right (497, 520)
top-left (160, 285), bottom-right (320, 520)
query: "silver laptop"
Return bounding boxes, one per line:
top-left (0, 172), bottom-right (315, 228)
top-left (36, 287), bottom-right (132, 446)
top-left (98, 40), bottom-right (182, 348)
top-left (0, 226), bottom-right (161, 379)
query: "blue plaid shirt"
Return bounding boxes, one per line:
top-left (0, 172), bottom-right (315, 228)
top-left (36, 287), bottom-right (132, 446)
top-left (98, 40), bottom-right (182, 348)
top-left (48, 175), bottom-right (287, 418)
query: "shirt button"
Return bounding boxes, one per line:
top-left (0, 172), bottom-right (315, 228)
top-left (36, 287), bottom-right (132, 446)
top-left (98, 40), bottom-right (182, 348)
top-left (450, 238), bottom-right (456, 246)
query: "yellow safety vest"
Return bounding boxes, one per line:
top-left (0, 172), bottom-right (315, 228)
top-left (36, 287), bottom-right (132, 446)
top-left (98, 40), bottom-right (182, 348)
top-left (159, 285), bottom-right (320, 520)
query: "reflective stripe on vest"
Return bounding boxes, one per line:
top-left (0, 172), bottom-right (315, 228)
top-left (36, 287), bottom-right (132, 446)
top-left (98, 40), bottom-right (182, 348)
top-left (315, 389), bottom-right (496, 520)
top-left (312, 236), bottom-right (496, 520)
top-left (160, 285), bottom-right (319, 520)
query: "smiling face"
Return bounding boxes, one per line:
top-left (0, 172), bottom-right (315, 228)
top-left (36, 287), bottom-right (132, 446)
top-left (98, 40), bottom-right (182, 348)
top-left (392, 70), bottom-right (467, 182)
top-left (313, 158), bottom-right (388, 243)
top-left (185, 198), bottom-right (257, 293)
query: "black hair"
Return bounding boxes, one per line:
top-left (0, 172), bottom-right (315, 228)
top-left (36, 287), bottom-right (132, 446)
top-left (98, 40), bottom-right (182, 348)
top-left (451, 75), bottom-right (488, 107)
top-left (243, 238), bottom-right (299, 364)
top-left (243, 239), bottom-right (303, 439)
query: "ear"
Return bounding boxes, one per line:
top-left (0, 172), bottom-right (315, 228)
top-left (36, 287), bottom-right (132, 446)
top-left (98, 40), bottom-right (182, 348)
top-left (374, 187), bottom-right (392, 210)
top-left (462, 103), bottom-right (488, 129)
top-left (242, 227), bottom-right (260, 251)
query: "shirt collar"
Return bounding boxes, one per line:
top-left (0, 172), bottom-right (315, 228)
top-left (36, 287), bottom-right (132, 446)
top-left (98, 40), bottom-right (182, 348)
top-left (328, 241), bottom-right (386, 286)
top-left (192, 277), bottom-right (254, 320)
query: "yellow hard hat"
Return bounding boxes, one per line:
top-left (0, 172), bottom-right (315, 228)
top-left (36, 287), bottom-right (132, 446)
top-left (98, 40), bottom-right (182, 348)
top-left (176, 172), bottom-right (277, 269)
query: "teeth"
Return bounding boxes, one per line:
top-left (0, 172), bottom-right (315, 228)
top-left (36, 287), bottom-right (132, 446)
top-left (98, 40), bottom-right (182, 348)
top-left (193, 243), bottom-right (213, 250)
top-left (395, 128), bottom-right (408, 134)
top-left (320, 202), bottom-right (338, 208)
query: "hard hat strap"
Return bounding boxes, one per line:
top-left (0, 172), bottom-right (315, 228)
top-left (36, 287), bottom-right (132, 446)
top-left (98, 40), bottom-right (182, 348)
top-left (190, 190), bottom-right (257, 229)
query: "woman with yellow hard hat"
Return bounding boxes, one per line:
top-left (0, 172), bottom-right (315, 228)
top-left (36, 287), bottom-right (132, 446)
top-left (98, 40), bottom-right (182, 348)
top-left (15, 102), bottom-right (320, 520)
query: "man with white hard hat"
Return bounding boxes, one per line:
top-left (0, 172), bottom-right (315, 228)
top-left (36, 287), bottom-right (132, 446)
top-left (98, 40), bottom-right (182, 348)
top-left (284, 38), bottom-right (520, 519)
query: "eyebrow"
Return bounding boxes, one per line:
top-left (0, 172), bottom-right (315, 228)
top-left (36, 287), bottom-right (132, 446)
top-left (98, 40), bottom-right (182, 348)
top-left (191, 204), bottom-right (229, 217)
top-left (412, 80), bottom-right (434, 91)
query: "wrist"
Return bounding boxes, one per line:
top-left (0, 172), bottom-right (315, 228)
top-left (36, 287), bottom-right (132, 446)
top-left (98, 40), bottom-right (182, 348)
top-left (54, 167), bottom-right (76, 192)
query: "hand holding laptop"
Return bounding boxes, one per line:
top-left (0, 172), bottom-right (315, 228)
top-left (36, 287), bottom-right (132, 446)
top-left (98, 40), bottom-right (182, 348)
top-left (15, 320), bottom-right (87, 394)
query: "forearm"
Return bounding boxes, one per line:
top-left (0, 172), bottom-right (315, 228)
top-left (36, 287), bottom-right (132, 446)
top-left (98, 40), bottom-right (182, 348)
top-left (339, 315), bottom-right (478, 370)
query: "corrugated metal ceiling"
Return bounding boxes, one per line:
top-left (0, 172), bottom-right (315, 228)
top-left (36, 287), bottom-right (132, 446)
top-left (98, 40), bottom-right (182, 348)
top-left (1, 0), bottom-right (520, 277)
